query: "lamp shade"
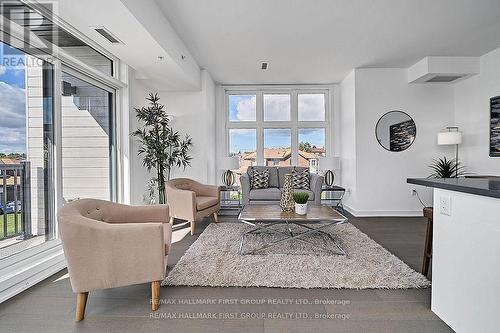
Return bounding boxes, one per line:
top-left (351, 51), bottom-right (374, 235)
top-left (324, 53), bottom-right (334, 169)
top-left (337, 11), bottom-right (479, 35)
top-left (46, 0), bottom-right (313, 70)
top-left (221, 156), bottom-right (239, 170)
top-left (319, 156), bottom-right (340, 170)
top-left (438, 131), bottom-right (462, 145)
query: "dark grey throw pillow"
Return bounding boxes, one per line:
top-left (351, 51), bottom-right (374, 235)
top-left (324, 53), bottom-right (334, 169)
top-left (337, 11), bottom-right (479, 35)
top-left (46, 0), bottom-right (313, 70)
top-left (251, 168), bottom-right (270, 189)
top-left (291, 167), bottom-right (310, 190)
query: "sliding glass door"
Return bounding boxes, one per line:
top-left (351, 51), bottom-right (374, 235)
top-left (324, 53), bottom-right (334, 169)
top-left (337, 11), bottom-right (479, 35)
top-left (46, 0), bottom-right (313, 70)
top-left (61, 70), bottom-right (115, 203)
top-left (0, 41), bottom-right (55, 258)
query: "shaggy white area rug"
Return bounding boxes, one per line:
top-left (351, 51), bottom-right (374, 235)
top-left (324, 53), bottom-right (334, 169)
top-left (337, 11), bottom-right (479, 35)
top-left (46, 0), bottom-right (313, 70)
top-left (162, 222), bottom-right (430, 289)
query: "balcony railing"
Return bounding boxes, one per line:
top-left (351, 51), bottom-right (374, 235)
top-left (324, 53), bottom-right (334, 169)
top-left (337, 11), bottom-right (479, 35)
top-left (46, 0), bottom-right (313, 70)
top-left (0, 161), bottom-right (31, 240)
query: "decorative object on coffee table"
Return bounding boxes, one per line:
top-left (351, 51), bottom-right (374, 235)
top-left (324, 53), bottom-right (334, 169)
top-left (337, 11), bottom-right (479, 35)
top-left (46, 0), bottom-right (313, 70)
top-left (319, 156), bottom-right (340, 187)
top-left (280, 174), bottom-right (294, 212)
top-left (293, 191), bottom-right (309, 215)
top-left (221, 156), bottom-right (239, 188)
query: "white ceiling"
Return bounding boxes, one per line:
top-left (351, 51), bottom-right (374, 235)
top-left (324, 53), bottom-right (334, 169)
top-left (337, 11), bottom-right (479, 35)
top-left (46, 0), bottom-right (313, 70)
top-left (156, 0), bottom-right (500, 84)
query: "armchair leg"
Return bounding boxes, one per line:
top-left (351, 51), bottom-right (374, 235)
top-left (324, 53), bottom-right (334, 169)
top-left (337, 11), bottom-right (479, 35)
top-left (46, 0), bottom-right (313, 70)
top-left (169, 217), bottom-right (174, 225)
top-left (75, 292), bottom-right (88, 322)
top-left (151, 281), bottom-right (161, 311)
top-left (190, 220), bottom-right (195, 235)
top-left (213, 212), bottom-right (219, 223)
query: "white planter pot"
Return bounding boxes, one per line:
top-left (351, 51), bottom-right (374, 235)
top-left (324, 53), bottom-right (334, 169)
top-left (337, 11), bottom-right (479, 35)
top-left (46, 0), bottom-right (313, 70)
top-left (295, 203), bottom-right (308, 215)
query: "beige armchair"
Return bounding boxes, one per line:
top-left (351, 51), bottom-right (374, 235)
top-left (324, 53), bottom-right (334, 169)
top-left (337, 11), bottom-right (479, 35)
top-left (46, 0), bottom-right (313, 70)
top-left (58, 199), bottom-right (171, 322)
top-left (165, 178), bottom-right (221, 235)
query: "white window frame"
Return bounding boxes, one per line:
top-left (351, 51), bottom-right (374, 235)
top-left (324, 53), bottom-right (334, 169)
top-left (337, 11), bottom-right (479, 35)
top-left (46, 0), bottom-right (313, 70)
top-left (0, 4), bottom-right (127, 303)
top-left (224, 86), bottom-right (332, 166)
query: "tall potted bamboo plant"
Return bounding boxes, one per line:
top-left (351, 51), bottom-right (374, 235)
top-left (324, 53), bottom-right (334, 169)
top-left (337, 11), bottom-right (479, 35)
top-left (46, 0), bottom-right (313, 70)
top-left (132, 93), bottom-right (193, 204)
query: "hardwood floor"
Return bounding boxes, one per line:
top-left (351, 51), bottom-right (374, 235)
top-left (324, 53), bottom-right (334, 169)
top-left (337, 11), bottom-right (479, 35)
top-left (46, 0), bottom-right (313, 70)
top-left (0, 213), bottom-right (452, 333)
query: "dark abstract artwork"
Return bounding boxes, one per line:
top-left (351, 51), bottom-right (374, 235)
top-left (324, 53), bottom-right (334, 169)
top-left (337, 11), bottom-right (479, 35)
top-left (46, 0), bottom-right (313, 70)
top-left (490, 95), bottom-right (500, 157)
top-left (390, 120), bottom-right (416, 152)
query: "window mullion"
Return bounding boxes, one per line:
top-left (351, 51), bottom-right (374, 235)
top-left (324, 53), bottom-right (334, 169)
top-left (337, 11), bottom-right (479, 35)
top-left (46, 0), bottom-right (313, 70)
top-left (291, 91), bottom-right (298, 165)
top-left (256, 92), bottom-right (264, 165)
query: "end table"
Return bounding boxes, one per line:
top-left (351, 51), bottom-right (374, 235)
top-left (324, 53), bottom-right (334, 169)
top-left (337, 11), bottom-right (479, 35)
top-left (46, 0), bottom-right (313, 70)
top-left (321, 185), bottom-right (346, 214)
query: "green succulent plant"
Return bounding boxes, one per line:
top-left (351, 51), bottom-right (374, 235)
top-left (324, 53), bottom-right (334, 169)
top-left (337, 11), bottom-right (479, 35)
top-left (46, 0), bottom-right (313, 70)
top-left (428, 157), bottom-right (467, 178)
top-left (292, 191), bottom-right (310, 204)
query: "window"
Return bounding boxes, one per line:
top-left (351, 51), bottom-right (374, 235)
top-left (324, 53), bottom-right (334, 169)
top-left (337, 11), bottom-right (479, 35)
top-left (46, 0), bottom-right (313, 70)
top-left (298, 128), bottom-right (325, 173)
top-left (3, 1), bottom-right (114, 76)
top-left (229, 129), bottom-right (256, 174)
top-left (0, 0), bottom-right (118, 299)
top-left (298, 93), bottom-right (325, 121)
top-left (264, 94), bottom-right (290, 121)
top-left (228, 94), bottom-right (256, 122)
top-left (264, 129), bottom-right (291, 167)
top-left (226, 89), bottom-right (330, 173)
top-left (0, 41), bottom-right (55, 257)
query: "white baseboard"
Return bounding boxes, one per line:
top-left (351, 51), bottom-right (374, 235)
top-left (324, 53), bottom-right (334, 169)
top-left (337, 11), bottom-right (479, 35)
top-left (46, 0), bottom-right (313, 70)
top-left (0, 241), bottom-right (67, 303)
top-left (343, 205), bottom-right (423, 217)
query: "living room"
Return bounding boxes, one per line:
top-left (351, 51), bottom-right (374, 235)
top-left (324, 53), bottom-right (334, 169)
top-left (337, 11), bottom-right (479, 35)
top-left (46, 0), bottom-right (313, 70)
top-left (0, 1), bottom-right (499, 332)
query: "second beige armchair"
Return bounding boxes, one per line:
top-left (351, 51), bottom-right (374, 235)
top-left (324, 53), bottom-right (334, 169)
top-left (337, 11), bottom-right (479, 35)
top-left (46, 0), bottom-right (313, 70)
top-left (166, 178), bottom-right (221, 235)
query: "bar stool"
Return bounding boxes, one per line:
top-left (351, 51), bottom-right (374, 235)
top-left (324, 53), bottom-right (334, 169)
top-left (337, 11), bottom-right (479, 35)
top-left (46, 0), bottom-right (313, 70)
top-left (422, 207), bottom-right (433, 277)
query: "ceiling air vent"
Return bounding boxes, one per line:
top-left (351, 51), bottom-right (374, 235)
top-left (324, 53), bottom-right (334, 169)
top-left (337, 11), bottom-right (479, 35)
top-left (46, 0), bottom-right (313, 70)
top-left (261, 62), bottom-right (269, 70)
top-left (92, 26), bottom-right (123, 44)
top-left (425, 75), bottom-right (466, 83)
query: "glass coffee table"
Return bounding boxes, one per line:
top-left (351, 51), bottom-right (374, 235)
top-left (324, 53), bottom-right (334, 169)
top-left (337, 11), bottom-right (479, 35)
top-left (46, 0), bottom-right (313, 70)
top-left (237, 204), bottom-right (348, 255)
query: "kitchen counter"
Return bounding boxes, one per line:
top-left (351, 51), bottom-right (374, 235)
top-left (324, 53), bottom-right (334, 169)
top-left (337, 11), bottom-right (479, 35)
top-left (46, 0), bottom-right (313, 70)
top-left (407, 177), bottom-right (500, 199)
top-left (407, 177), bottom-right (500, 333)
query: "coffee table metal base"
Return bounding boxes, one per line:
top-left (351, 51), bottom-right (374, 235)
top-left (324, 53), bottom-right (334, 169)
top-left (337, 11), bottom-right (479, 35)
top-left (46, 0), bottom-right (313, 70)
top-left (238, 219), bottom-right (347, 256)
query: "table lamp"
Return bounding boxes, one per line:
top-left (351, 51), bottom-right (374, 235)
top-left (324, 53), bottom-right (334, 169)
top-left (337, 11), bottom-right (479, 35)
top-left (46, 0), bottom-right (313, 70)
top-left (319, 156), bottom-right (340, 187)
top-left (221, 156), bottom-right (240, 188)
top-left (437, 126), bottom-right (462, 178)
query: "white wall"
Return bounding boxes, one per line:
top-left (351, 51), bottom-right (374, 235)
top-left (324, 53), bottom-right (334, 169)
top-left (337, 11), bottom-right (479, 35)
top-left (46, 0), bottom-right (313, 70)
top-left (454, 46), bottom-right (500, 175)
top-left (339, 70), bottom-right (357, 209)
top-left (129, 70), bottom-right (216, 204)
top-left (340, 68), bottom-right (454, 216)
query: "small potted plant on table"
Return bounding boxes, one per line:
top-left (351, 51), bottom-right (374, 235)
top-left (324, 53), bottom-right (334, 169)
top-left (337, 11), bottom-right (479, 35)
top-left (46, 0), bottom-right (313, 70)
top-left (293, 192), bottom-right (309, 215)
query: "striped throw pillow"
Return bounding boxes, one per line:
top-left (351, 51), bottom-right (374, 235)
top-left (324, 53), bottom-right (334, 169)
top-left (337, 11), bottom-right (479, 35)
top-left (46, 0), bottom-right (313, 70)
top-left (292, 168), bottom-right (310, 190)
top-left (251, 168), bottom-right (270, 189)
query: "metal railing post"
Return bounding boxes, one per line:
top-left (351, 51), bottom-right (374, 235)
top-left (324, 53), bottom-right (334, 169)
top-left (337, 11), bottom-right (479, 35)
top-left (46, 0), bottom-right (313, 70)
top-left (21, 161), bottom-right (32, 239)
top-left (1, 166), bottom-right (7, 238)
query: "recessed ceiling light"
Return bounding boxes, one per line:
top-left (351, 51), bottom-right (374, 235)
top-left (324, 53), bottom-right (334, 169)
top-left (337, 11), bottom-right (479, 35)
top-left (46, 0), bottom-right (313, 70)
top-left (261, 61), bottom-right (269, 70)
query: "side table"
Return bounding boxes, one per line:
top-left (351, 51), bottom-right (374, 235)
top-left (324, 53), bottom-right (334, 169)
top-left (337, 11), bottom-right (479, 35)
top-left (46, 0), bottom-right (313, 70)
top-left (220, 185), bottom-right (242, 214)
top-left (321, 185), bottom-right (346, 214)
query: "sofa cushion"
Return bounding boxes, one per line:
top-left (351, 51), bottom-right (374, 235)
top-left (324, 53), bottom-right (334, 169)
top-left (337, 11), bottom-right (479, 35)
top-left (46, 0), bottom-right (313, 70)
top-left (196, 196), bottom-right (218, 211)
top-left (278, 166), bottom-right (308, 187)
top-left (250, 168), bottom-right (270, 189)
top-left (249, 188), bottom-right (282, 201)
top-left (247, 166), bottom-right (278, 187)
top-left (292, 168), bottom-right (310, 190)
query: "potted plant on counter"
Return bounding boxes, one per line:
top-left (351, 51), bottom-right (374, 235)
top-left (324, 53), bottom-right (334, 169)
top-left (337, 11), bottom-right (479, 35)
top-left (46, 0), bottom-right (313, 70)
top-left (428, 157), bottom-right (467, 178)
top-left (293, 192), bottom-right (309, 215)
